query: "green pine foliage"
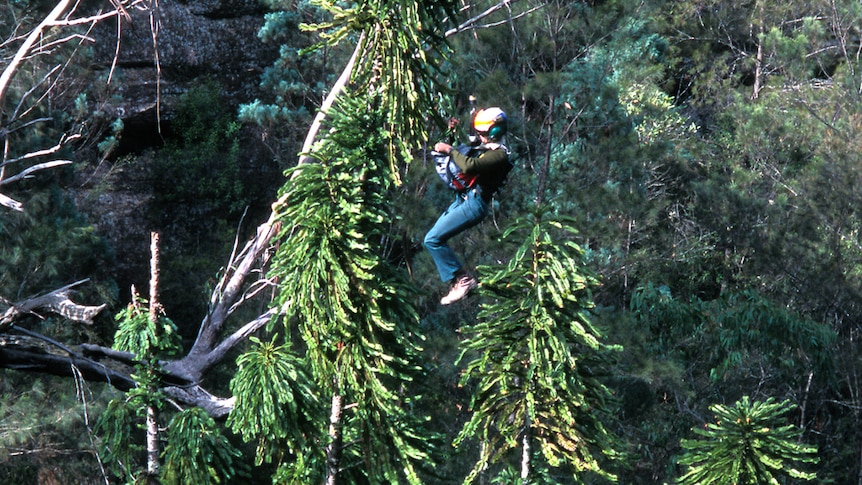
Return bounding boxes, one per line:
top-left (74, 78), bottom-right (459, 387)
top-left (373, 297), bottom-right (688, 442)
top-left (94, 396), bottom-right (144, 483)
top-left (111, 295), bottom-right (181, 358)
top-left (239, 0), bottom-right (329, 162)
top-left (98, 294), bottom-right (243, 484)
top-left (264, 92), bottom-right (436, 483)
top-left (630, 284), bottom-right (835, 382)
top-left (151, 80), bottom-right (245, 217)
top-left (677, 396), bottom-right (818, 485)
top-left (0, 187), bottom-right (113, 298)
top-left (227, 335), bottom-right (320, 466)
top-left (300, 0), bottom-right (457, 169)
top-left (161, 408), bottom-right (245, 485)
top-left (455, 208), bottom-right (621, 484)
top-left (0, 372), bottom-right (111, 483)
top-left (96, 300), bottom-right (175, 483)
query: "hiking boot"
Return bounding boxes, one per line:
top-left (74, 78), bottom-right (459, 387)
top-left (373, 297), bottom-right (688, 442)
top-left (440, 273), bottom-right (479, 305)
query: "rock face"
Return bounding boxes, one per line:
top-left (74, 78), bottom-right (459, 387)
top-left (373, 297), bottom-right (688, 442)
top-left (78, 0), bottom-right (282, 305)
top-left (91, 0), bottom-right (278, 129)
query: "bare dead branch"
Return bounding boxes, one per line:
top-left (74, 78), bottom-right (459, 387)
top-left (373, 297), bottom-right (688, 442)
top-left (107, 10), bottom-right (123, 84)
top-left (0, 0), bottom-right (73, 105)
top-left (149, 0), bottom-right (162, 132)
top-left (54, 8), bottom-right (132, 27)
top-left (80, 344), bottom-right (139, 366)
top-left (0, 160), bottom-right (74, 185)
top-left (26, 34), bottom-right (95, 56)
top-left (170, 221), bottom-right (279, 382)
top-left (9, 67), bottom-right (62, 123)
top-left (444, 0), bottom-right (535, 38)
top-left (0, 0), bottom-right (138, 109)
top-left (164, 308), bottom-right (276, 384)
top-left (0, 192), bottom-right (23, 211)
top-left (162, 386), bottom-right (234, 419)
top-left (1, 133), bottom-right (80, 167)
top-left (0, 280), bottom-right (107, 331)
top-left (0, 342), bottom-right (136, 391)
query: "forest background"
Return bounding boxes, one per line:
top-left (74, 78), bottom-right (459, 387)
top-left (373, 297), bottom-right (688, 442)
top-left (1, 0), bottom-right (860, 483)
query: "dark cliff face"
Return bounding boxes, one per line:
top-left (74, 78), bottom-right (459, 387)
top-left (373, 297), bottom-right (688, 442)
top-left (76, 0), bottom-right (282, 309)
top-left (90, 0), bottom-right (277, 131)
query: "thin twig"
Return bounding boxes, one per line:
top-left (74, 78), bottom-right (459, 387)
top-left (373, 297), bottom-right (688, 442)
top-left (0, 0), bottom-right (73, 105)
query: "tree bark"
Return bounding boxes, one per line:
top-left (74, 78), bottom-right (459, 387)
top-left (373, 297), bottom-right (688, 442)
top-left (326, 393), bottom-right (345, 485)
top-left (520, 424), bottom-right (531, 481)
top-left (164, 222), bottom-right (278, 383)
top-left (148, 232), bottom-right (161, 322)
top-left (0, 281), bottom-right (106, 332)
top-left (0, 339), bottom-right (135, 389)
top-left (145, 232), bottom-right (161, 481)
top-left (752, 37), bottom-right (764, 100)
top-left (751, 7), bottom-right (764, 100)
top-left (146, 405), bottom-right (160, 478)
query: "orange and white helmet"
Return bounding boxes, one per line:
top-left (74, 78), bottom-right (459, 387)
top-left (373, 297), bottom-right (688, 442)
top-left (473, 107), bottom-right (507, 140)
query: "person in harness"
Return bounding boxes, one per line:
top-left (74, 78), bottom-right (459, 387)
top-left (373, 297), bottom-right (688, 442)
top-left (425, 106), bottom-right (512, 305)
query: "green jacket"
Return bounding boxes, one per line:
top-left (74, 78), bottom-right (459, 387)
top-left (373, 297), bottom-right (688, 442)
top-left (450, 143), bottom-right (511, 199)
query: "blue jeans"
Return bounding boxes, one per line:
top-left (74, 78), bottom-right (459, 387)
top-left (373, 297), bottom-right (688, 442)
top-left (424, 189), bottom-right (489, 282)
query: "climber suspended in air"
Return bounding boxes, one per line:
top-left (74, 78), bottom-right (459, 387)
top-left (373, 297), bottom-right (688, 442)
top-left (425, 102), bottom-right (512, 305)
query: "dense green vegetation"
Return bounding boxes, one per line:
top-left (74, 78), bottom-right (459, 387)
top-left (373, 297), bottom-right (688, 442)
top-left (4, 0), bottom-right (862, 483)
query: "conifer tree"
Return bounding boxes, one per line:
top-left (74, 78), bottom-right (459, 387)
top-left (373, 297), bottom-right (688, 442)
top-left (96, 236), bottom-right (242, 484)
top-left (263, 92), bottom-right (436, 483)
top-left (97, 293), bottom-right (242, 484)
top-left (223, 1), bottom-right (462, 483)
top-left (228, 0), bottom-right (458, 482)
top-left (677, 396), bottom-right (818, 485)
top-left (455, 208), bottom-right (622, 484)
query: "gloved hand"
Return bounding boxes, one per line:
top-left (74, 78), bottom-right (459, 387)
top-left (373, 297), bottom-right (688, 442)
top-left (434, 142), bottom-right (452, 154)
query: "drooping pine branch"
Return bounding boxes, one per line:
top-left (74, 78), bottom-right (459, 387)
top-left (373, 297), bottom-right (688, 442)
top-left (266, 93), bottom-right (435, 483)
top-left (456, 208), bottom-right (621, 483)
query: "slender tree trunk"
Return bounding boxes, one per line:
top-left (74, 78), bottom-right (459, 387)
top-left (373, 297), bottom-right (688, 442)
top-left (520, 422), bottom-right (531, 482)
top-left (752, 38), bottom-right (764, 100)
top-left (146, 406), bottom-right (159, 479)
top-left (799, 371), bottom-right (813, 430)
top-left (751, 7), bottom-right (764, 100)
top-left (146, 232), bottom-right (161, 480)
top-left (325, 393), bottom-right (344, 485)
top-left (298, 33), bottom-right (365, 167)
top-left (148, 232), bottom-right (162, 321)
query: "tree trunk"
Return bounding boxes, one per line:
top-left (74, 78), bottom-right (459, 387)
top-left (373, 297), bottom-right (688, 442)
top-left (325, 393), bottom-right (344, 485)
top-left (148, 232), bottom-right (162, 322)
top-left (520, 427), bottom-right (531, 482)
top-left (146, 405), bottom-right (160, 479)
top-left (751, 7), bottom-right (764, 101)
top-left (752, 37), bottom-right (764, 100)
top-left (146, 232), bottom-right (161, 480)
top-left (535, 94), bottom-right (554, 207)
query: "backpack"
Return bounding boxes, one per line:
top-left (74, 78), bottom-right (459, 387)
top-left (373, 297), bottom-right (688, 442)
top-left (433, 144), bottom-right (482, 192)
